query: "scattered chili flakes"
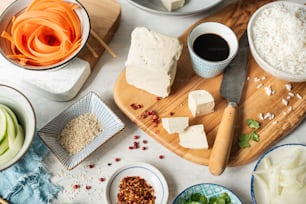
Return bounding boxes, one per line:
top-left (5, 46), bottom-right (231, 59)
top-left (170, 112), bottom-right (175, 116)
top-left (159, 155), bottom-right (164, 159)
top-left (72, 184), bottom-right (80, 189)
top-left (99, 177), bottom-right (106, 182)
top-left (130, 103), bottom-right (143, 110)
top-left (142, 146), bottom-right (147, 151)
top-left (133, 135), bottom-right (140, 140)
top-left (156, 96), bottom-right (161, 101)
top-left (115, 157), bottom-right (121, 162)
top-left (143, 140), bottom-right (148, 144)
top-left (87, 164), bottom-right (95, 168)
top-left (85, 185), bottom-right (92, 190)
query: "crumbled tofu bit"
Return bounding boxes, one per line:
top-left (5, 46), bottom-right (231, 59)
top-left (283, 111), bottom-right (287, 115)
top-left (254, 77), bottom-right (261, 82)
top-left (257, 83), bottom-right (263, 89)
top-left (286, 96), bottom-right (291, 100)
top-left (247, 76), bottom-right (250, 80)
top-left (272, 121), bottom-right (278, 125)
top-left (285, 83), bottom-right (292, 91)
top-left (264, 85), bottom-right (273, 96)
top-left (259, 113), bottom-right (264, 120)
top-left (282, 98), bottom-right (289, 106)
top-left (288, 106), bottom-right (293, 112)
top-left (288, 92), bottom-right (294, 97)
top-left (296, 93), bottom-right (303, 100)
top-left (261, 76), bottom-right (266, 80)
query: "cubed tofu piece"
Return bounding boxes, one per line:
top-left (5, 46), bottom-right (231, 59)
top-left (178, 124), bottom-right (209, 149)
top-left (188, 90), bottom-right (215, 117)
top-left (161, 117), bottom-right (189, 134)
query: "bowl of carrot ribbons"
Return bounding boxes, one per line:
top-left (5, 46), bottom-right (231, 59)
top-left (0, 0), bottom-right (90, 70)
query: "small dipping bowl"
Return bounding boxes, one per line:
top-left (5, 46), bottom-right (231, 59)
top-left (187, 22), bottom-right (238, 78)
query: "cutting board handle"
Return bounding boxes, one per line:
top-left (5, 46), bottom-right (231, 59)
top-left (209, 103), bottom-right (238, 176)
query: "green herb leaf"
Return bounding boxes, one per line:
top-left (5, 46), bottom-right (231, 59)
top-left (239, 133), bottom-right (250, 142)
top-left (250, 131), bottom-right (260, 142)
top-left (246, 119), bottom-right (260, 129)
top-left (239, 140), bottom-right (251, 148)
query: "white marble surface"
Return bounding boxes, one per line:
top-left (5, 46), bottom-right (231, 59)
top-left (1, 0), bottom-right (306, 204)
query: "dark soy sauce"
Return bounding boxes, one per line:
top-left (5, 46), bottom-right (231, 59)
top-left (193, 33), bottom-right (230, 62)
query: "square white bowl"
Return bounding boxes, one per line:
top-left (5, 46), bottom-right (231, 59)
top-left (38, 92), bottom-right (125, 170)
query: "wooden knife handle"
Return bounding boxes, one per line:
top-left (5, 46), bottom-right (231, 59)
top-left (209, 103), bottom-right (238, 176)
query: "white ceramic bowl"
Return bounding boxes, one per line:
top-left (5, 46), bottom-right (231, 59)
top-left (251, 144), bottom-right (306, 204)
top-left (105, 162), bottom-right (169, 204)
top-left (0, 0), bottom-right (90, 70)
top-left (0, 84), bottom-right (36, 171)
top-left (247, 1), bottom-right (306, 82)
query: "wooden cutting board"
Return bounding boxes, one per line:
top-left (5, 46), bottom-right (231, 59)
top-left (114, 0), bottom-right (306, 167)
top-left (77, 0), bottom-right (121, 69)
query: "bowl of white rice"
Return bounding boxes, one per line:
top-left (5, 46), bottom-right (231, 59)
top-left (247, 1), bottom-right (306, 82)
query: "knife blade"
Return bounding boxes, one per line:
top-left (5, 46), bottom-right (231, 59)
top-left (208, 31), bottom-right (249, 176)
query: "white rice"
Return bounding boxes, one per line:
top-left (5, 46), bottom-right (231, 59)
top-left (252, 2), bottom-right (306, 74)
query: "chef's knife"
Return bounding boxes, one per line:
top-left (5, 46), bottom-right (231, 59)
top-left (208, 31), bottom-right (249, 176)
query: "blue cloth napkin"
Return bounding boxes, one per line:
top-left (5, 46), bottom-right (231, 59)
top-left (0, 135), bottom-right (62, 204)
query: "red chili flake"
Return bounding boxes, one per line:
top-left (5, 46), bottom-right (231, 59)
top-left (143, 140), bottom-right (148, 144)
top-left (156, 96), bottom-right (161, 101)
top-left (87, 164), bottom-right (95, 168)
top-left (152, 115), bottom-right (158, 121)
top-left (142, 146), bottom-right (147, 150)
top-left (133, 135), bottom-right (140, 140)
top-left (170, 112), bottom-right (175, 116)
top-left (159, 155), bottom-right (164, 159)
top-left (85, 185), bottom-right (91, 190)
top-left (130, 103), bottom-right (143, 110)
top-left (130, 103), bottom-right (137, 110)
top-left (128, 146), bottom-right (134, 150)
top-left (115, 157), bottom-right (120, 162)
top-left (99, 177), bottom-right (105, 182)
top-left (72, 184), bottom-right (80, 189)
top-left (147, 110), bottom-right (154, 116)
top-left (133, 141), bottom-right (139, 149)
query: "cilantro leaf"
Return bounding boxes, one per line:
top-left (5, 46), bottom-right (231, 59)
top-left (246, 119), bottom-right (260, 129)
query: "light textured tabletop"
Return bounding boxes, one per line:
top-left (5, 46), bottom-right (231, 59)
top-left (0, 0), bottom-right (305, 203)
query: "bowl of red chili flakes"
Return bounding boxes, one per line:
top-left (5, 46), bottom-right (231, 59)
top-left (105, 162), bottom-right (169, 204)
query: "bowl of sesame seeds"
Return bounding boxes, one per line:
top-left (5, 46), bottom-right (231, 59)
top-left (38, 91), bottom-right (125, 170)
top-left (247, 1), bottom-right (306, 82)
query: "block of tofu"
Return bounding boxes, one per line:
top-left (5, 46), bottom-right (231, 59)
top-left (161, 117), bottom-right (189, 134)
top-left (161, 0), bottom-right (185, 12)
top-left (178, 124), bottom-right (209, 149)
top-left (188, 90), bottom-right (215, 117)
top-left (125, 27), bottom-right (183, 98)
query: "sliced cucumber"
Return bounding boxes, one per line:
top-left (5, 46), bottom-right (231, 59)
top-left (0, 108), bottom-right (7, 143)
top-left (0, 124), bottom-right (24, 166)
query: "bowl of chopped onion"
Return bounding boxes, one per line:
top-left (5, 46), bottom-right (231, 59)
top-left (251, 143), bottom-right (306, 204)
top-left (0, 0), bottom-right (90, 70)
top-left (0, 84), bottom-right (36, 171)
top-left (247, 1), bottom-right (306, 82)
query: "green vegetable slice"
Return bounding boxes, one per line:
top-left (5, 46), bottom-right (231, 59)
top-left (0, 108), bottom-right (7, 143)
top-left (0, 124), bottom-right (24, 166)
